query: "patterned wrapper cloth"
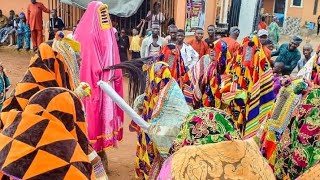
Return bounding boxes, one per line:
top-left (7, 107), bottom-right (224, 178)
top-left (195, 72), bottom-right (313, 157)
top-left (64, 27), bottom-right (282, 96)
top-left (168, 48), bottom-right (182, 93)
top-left (222, 35), bottom-right (275, 139)
top-left (131, 62), bottom-right (172, 179)
top-left (0, 88), bottom-right (94, 179)
top-left (160, 45), bottom-right (193, 105)
top-left (159, 139), bottom-right (275, 179)
top-left (1, 42), bottom-right (76, 116)
top-left (169, 107), bottom-right (240, 154)
top-left (147, 79), bottom-right (190, 179)
top-left (274, 88), bottom-right (320, 179)
top-left (258, 79), bottom-right (305, 169)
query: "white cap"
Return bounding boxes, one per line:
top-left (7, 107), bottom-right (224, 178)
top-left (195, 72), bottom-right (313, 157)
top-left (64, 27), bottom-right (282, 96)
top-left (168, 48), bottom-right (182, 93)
top-left (257, 29), bottom-right (268, 37)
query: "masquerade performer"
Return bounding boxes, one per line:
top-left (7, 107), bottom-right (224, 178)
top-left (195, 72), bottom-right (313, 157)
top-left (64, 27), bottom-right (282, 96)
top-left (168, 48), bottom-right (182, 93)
top-left (197, 40), bottom-right (230, 109)
top-left (223, 35), bottom-right (275, 138)
top-left (134, 62), bottom-right (172, 179)
top-left (158, 138), bottom-right (275, 180)
top-left (169, 108), bottom-right (240, 154)
top-left (158, 108), bottom-right (274, 180)
top-left (259, 79), bottom-right (307, 169)
top-left (1, 42), bottom-right (76, 114)
top-left (0, 88), bottom-right (94, 179)
top-left (274, 88), bottom-right (320, 179)
top-left (74, 1), bottom-right (124, 166)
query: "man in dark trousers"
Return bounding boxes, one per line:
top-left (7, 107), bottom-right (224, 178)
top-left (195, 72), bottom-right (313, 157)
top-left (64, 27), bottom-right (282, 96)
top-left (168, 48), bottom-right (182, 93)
top-left (48, 9), bottom-right (65, 40)
top-left (117, 28), bottom-right (130, 62)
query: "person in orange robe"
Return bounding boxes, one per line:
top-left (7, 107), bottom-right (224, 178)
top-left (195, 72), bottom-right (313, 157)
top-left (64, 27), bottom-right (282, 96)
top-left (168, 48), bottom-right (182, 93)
top-left (221, 26), bottom-right (240, 56)
top-left (27, 0), bottom-right (50, 52)
top-left (258, 16), bottom-right (268, 30)
top-left (188, 28), bottom-right (209, 58)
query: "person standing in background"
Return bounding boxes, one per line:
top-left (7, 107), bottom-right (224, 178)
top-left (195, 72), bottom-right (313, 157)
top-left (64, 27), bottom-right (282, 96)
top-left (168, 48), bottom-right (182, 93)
top-left (0, 10), bottom-right (15, 45)
top-left (268, 16), bottom-right (280, 49)
top-left (205, 25), bottom-right (217, 47)
top-left (140, 23), bottom-right (166, 58)
top-left (297, 44), bottom-right (313, 71)
top-left (146, 1), bottom-right (166, 35)
top-left (272, 36), bottom-right (302, 75)
top-left (221, 26), bottom-right (240, 56)
top-left (258, 16), bottom-right (268, 30)
top-left (118, 28), bottom-right (130, 62)
top-left (27, 0), bottom-right (50, 52)
top-left (176, 29), bottom-right (199, 70)
top-left (129, 19), bottom-right (146, 59)
top-left (0, 10), bottom-right (8, 44)
top-left (17, 12), bottom-right (31, 51)
top-left (188, 27), bottom-right (209, 58)
top-left (0, 10), bottom-right (7, 29)
top-left (48, 9), bottom-right (65, 40)
top-left (164, 24), bottom-right (177, 43)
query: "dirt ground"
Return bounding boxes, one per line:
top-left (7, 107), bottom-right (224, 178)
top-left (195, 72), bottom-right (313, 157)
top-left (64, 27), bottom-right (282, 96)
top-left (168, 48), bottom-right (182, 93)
top-left (0, 47), bottom-right (136, 180)
top-left (1, 34), bottom-right (320, 180)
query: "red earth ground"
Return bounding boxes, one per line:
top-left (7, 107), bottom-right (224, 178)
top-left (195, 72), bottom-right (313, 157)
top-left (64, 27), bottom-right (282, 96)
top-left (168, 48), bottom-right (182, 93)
top-left (0, 47), bottom-right (137, 180)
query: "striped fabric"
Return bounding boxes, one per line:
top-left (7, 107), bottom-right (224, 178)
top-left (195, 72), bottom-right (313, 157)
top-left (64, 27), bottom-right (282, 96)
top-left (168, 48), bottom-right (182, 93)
top-left (224, 35), bottom-right (275, 138)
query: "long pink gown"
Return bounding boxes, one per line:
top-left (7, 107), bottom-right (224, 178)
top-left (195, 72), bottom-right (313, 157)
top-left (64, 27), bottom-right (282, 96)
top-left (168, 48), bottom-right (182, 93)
top-left (74, 1), bottom-right (124, 152)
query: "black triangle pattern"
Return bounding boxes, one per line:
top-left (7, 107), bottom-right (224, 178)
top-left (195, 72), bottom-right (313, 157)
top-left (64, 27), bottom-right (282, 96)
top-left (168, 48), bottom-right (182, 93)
top-left (0, 142), bottom-right (13, 169)
top-left (1, 113), bottom-right (22, 138)
top-left (42, 58), bottom-right (56, 72)
top-left (1, 150), bottom-right (38, 178)
top-left (71, 95), bottom-right (85, 123)
top-left (29, 58), bottom-right (52, 73)
top-left (28, 88), bottom-right (64, 109)
top-left (70, 162), bottom-right (93, 179)
top-left (49, 110), bottom-right (75, 132)
top-left (15, 119), bottom-right (49, 147)
top-left (75, 124), bottom-right (89, 154)
top-left (15, 86), bottom-right (41, 99)
top-left (56, 58), bottom-right (69, 88)
top-left (2, 97), bottom-right (23, 112)
top-left (38, 140), bottom-right (76, 163)
top-left (27, 164), bottom-right (70, 180)
top-left (21, 70), bottom-right (37, 84)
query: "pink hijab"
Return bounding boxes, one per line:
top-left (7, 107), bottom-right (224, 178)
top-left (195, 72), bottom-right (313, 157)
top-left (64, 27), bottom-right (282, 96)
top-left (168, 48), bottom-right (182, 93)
top-left (75, 1), bottom-right (123, 151)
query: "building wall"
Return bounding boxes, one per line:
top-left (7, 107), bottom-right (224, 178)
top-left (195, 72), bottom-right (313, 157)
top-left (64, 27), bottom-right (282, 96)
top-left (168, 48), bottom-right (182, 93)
top-left (286, 0), bottom-right (320, 24)
top-left (175, 0), bottom-right (217, 41)
top-left (263, 0), bottom-right (274, 14)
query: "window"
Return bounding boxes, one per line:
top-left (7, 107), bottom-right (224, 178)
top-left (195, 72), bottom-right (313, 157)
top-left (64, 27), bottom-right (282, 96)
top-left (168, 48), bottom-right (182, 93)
top-left (291, 0), bottom-right (303, 7)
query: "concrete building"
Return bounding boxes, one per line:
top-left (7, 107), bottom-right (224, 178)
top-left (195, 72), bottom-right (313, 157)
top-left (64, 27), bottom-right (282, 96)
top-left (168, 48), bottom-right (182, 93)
top-left (262, 0), bottom-right (320, 34)
top-left (0, 0), bottom-right (222, 40)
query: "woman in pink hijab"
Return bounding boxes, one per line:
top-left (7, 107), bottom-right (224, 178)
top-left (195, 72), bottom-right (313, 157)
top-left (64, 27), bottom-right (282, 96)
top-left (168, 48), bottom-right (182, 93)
top-left (74, 1), bottom-right (124, 169)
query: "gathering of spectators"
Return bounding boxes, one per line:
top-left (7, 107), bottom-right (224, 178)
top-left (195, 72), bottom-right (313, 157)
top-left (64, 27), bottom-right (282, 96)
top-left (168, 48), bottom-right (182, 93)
top-left (0, 0), bottom-right (65, 52)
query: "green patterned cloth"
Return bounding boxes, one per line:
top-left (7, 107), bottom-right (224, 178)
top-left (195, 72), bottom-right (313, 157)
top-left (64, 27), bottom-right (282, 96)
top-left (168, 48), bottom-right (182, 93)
top-left (275, 88), bottom-right (320, 179)
top-left (169, 107), bottom-right (240, 154)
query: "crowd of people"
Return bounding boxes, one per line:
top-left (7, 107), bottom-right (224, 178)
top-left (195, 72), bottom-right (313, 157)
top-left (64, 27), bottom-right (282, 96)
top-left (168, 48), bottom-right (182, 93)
top-left (0, 0), bottom-right (319, 180)
top-left (0, 0), bottom-right (65, 51)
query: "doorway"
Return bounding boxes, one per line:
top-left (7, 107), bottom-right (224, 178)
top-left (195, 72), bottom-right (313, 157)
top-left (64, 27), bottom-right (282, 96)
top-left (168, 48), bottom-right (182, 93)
top-left (274, 0), bottom-right (285, 14)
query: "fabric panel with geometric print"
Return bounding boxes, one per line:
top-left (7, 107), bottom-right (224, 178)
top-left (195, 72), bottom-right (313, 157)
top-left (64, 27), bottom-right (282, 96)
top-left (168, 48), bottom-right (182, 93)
top-left (0, 88), bottom-right (93, 179)
top-left (1, 42), bottom-right (75, 128)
